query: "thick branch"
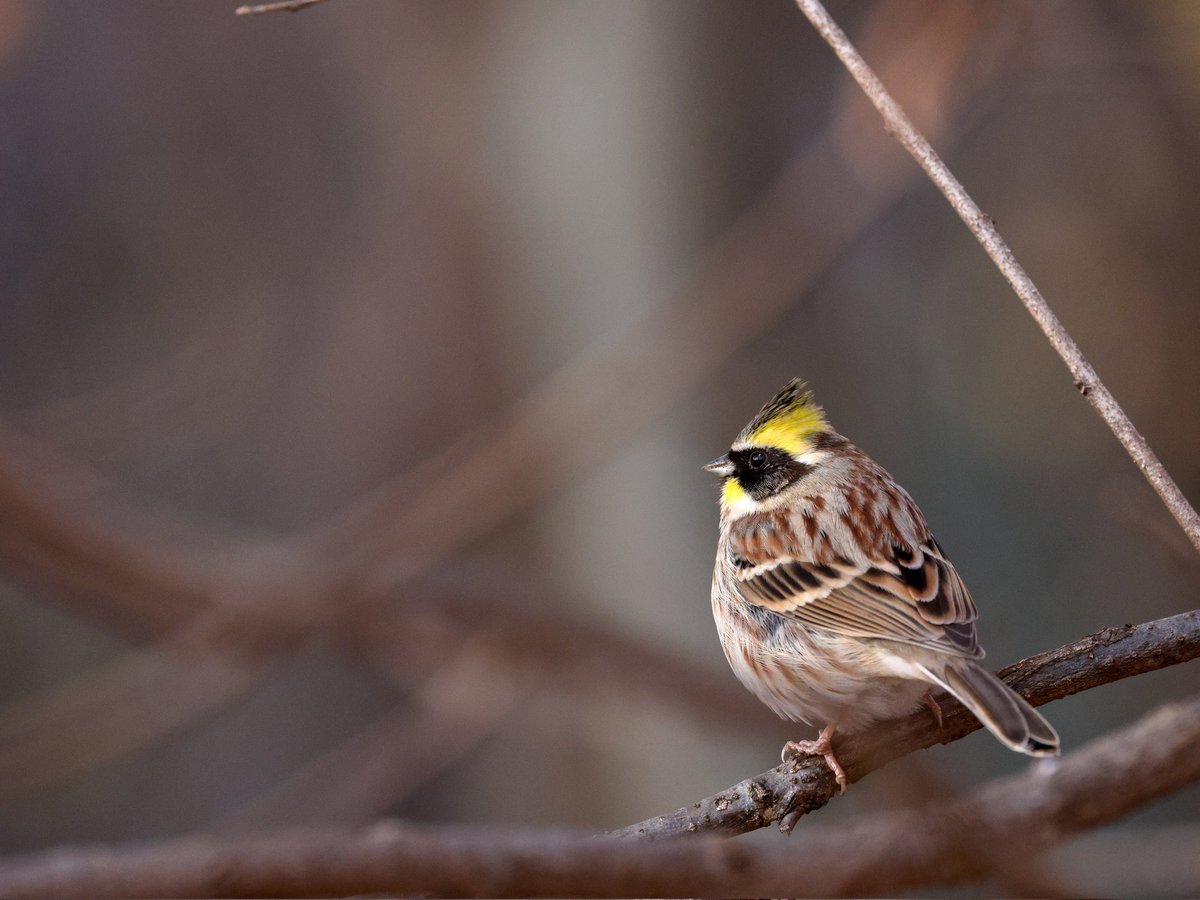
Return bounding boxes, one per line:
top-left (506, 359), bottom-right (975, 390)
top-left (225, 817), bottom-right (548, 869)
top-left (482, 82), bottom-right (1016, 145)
top-left (794, 0), bottom-right (1200, 556)
top-left (0, 694), bottom-right (1196, 898)
top-left (615, 609), bottom-right (1200, 838)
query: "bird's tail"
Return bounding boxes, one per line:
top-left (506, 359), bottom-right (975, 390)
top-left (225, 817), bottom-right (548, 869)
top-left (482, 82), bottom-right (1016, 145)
top-left (929, 660), bottom-right (1059, 757)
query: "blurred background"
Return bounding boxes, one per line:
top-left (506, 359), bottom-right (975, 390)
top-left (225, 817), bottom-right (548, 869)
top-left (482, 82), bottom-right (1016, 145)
top-left (0, 0), bottom-right (1198, 895)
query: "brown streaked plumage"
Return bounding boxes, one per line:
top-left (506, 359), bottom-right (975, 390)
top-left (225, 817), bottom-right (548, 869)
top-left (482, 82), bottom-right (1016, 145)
top-left (707, 379), bottom-right (1058, 790)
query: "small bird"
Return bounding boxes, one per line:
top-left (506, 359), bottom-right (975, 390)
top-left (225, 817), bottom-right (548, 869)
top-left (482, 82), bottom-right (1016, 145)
top-left (706, 378), bottom-right (1058, 790)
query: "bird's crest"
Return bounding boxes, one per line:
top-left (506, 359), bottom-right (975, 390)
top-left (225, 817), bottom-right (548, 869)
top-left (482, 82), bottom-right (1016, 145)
top-left (737, 378), bottom-right (828, 456)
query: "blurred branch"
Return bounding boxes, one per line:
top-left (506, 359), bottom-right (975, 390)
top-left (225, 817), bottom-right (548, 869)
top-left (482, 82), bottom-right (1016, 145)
top-left (0, 694), bottom-right (1197, 898)
top-left (0, 2), bottom-right (1001, 636)
top-left (221, 624), bottom-right (542, 829)
top-left (0, 426), bottom-right (215, 637)
top-left (615, 609), bottom-right (1200, 838)
top-left (349, 570), bottom-right (768, 733)
top-left (0, 0), bottom-right (1011, 800)
top-left (289, 0), bottom-right (1006, 601)
top-left (0, 616), bottom-right (277, 799)
top-left (1051, 823), bottom-right (1200, 898)
top-left (867, 753), bottom-right (1073, 897)
top-left (1104, 476), bottom-right (1200, 573)
top-left (222, 569), bottom-right (766, 827)
top-left (235, 0), bottom-right (329, 15)
top-left (795, 0), bottom-right (1200, 557)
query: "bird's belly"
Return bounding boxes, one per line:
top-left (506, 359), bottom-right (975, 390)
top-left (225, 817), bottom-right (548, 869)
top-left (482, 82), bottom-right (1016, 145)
top-left (717, 605), bottom-right (929, 732)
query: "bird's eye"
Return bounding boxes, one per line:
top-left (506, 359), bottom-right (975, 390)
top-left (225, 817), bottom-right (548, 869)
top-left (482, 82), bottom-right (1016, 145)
top-left (748, 449), bottom-right (768, 470)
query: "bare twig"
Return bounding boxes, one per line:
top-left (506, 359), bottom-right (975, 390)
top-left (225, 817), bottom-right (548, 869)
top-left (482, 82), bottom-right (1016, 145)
top-left (0, 694), bottom-right (1196, 898)
top-left (235, 0), bottom-right (329, 16)
top-left (794, 0), bottom-right (1200, 557)
top-left (615, 609), bottom-right (1200, 838)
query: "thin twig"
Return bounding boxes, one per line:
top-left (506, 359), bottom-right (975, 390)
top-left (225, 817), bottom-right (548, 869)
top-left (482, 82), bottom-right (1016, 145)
top-left (0, 694), bottom-right (1196, 898)
top-left (794, 0), bottom-right (1200, 557)
top-left (235, 0), bottom-right (329, 16)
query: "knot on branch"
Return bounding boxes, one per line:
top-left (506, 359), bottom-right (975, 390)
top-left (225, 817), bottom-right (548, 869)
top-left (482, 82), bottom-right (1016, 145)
top-left (1096, 624), bottom-right (1136, 646)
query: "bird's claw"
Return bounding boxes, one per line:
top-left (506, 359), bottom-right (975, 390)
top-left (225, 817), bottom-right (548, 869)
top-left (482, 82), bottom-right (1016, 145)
top-left (781, 725), bottom-right (846, 794)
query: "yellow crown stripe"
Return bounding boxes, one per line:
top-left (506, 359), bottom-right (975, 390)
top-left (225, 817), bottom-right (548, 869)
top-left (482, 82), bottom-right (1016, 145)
top-left (747, 404), bottom-right (827, 457)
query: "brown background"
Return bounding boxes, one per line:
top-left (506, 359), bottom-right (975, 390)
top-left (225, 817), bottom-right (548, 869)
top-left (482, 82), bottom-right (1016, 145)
top-left (0, 1), bottom-right (1197, 893)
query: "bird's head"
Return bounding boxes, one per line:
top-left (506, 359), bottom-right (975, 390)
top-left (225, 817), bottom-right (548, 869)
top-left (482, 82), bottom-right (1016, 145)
top-left (704, 378), bottom-right (837, 517)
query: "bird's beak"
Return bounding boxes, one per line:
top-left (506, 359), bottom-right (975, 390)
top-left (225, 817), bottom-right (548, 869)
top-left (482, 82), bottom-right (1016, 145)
top-left (703, 454), bottom-right (735, 477)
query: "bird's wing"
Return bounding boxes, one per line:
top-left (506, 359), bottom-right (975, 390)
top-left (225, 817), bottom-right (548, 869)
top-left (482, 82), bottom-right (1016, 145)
top-left (732, 522), bottom-right (981, 657)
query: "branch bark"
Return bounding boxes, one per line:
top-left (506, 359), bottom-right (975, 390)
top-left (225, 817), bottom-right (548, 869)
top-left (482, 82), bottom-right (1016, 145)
top-left (794, 0), bottom-right (1200, 556)
top-left (615, 608), bottom-right (1200, 838)
top-left (1, 693), bottom-right (1196, 898)
top-left (235, 0), bottom-right (329, 15)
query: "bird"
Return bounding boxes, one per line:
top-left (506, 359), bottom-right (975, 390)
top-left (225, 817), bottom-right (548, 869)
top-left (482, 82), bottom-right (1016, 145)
top-left (705, 378), bottom-right (1058, 791)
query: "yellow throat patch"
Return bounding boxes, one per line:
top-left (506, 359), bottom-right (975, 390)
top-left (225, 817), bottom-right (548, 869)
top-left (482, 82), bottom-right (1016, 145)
top-left (721, 478), bottom-right (748, 507)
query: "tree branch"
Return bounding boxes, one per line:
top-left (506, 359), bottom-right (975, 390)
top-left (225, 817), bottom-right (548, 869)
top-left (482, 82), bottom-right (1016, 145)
top-left (0, 693), bottom-right (1196, 898)
top-left (235, 0), bottom-right (329, 15)
top-left (615, 608), bottom-right (1200, 838)
top-left (794, 0), bottom-right (1200, 557)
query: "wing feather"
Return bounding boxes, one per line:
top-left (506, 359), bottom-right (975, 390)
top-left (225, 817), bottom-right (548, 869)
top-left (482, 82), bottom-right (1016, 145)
top-left (732, 513), bottom-right (980, 657)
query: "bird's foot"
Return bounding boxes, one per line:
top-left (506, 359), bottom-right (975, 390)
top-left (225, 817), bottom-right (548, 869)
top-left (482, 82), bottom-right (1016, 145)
top-left (782, 722), bottom-right (846, 794)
